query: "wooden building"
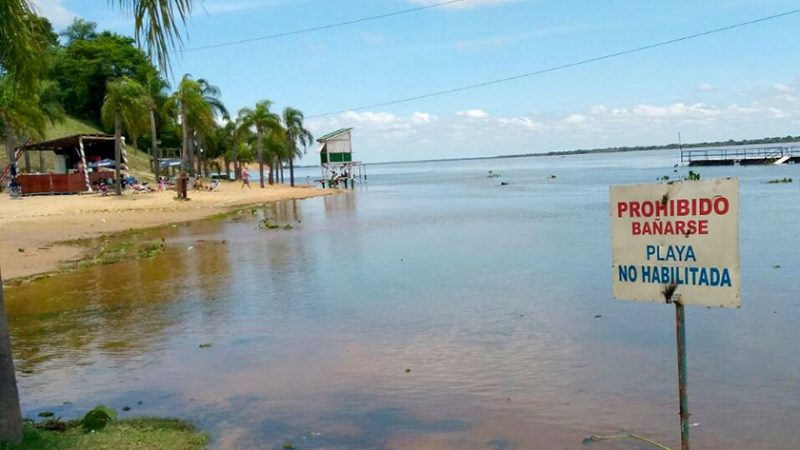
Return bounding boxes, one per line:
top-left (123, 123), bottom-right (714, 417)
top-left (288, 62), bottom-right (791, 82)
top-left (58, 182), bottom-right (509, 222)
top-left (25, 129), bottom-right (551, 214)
top-left (317, 128), bottom-right (365, 186)
top-left (12, 134), bottom-right (127, 195)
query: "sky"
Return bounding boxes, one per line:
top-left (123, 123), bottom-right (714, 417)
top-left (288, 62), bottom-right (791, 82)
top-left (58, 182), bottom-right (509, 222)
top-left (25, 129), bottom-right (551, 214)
top-left (31, 0), bottom-right (800, 164)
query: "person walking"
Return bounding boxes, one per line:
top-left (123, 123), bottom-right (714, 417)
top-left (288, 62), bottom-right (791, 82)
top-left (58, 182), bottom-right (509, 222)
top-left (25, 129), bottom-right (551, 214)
top-left (241, 166), bottom-right (251, 189)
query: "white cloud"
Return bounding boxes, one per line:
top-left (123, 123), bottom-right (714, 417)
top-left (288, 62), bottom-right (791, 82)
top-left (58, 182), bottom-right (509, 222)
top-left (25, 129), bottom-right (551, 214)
top-left (563, 114), bottom-right (587, 124)
top-left (626, 103), bottom-right (720, 120)
top-left (411, 112), bottom-right (436, 124)
top-left (31, 0), bottom-right (77, 28)
top-left (772, 83), bottom-right (794, 94)
top-left (300, 79), bottom-right (800, 164)
top-left (497, 116), bottom-right (542, 130)
top-left (456, 109), bottom-right (489, 119)
top-left (341, 111), bottom-right (399, 126)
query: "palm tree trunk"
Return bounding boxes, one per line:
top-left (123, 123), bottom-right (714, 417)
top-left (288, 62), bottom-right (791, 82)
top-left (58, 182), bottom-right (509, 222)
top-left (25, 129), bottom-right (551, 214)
top-left (232, 143), bottom-right (239, 180)
top-left (4, 124), bottom-right (16, 179)
top-left (289, 157), bottom-right (295, 187)
top-left (257, 130), bottom-right (265, 188)
top-left (181, 109), bottom-right (190, 176)
top-left (150, 108), bottom-right (159, 179)
top-left (114, 112), bottom-right (123, 195)
top-left (268, 157), bottom-right (274, 185)
top-left (0, 269), bottom-right (23, 444)
top-left (38, 151), bottom-right (45, 172)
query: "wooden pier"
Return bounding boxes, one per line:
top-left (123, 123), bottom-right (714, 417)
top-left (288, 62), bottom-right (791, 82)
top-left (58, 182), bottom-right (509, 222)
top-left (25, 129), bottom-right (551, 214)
top-left (681, 142), bottom-right (800, 166)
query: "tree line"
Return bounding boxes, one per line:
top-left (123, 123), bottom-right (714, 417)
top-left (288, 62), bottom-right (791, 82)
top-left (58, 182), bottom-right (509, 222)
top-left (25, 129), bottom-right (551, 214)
top-left (0, 1), bottom-right (302, 445)
top-left (2, 16), bottom-right (314, 192)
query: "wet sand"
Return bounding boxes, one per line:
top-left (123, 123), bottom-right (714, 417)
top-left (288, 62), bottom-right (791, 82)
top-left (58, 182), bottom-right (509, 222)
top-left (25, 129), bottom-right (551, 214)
top-left (0, 182), bottom-right (336, 281)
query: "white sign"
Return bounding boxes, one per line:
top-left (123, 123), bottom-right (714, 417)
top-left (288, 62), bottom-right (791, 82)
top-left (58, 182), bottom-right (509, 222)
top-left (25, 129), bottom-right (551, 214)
top-left (610, 178), bottom-right (740, 308)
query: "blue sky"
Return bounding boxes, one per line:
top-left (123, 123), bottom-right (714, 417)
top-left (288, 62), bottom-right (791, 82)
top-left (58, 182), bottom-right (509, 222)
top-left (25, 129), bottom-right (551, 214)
top-left (32, 0), bottom-right (800, 163)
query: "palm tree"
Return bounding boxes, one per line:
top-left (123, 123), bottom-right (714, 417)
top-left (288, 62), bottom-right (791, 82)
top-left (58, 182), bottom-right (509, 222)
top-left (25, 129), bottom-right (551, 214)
top-left (4, 1), bottom-right (193, 82)
top-left (0, 1), bottom-right (195, 444)
top-left (1, 76), bottom-right (64, 178)
top-left (101, 77), bottom-right (149, 194)
top-left (238, 100), bottom-right (281, 188)
top-left (60, 18), bottom-right (97, 43)
top-left (18, 80), bottom-right (64, 172)
top-left (0, 1), bottom-right (46, 88)
top-left (143, 72), bottom-right (167, 179)
top-left (282, 107), bottom-right (313, 187)
top-left (218, 118), bottom-right (251, 179)
top-left (163, 75), bottom-right (212, 177)
top-left (163, 75), bottom-right (226, 177)
top-left (233, 117), bottom-right (254, 179)
top-left (194, 78), bottom-right (228, 176)
top-left (110, 0), bottom-right (194, 73)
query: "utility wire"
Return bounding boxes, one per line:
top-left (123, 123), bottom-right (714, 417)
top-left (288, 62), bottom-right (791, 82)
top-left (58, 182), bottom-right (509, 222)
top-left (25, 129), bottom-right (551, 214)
top-left (184, 0), bottom-right (469, 52)
top-left (307, 8), bottom-right (800, 119)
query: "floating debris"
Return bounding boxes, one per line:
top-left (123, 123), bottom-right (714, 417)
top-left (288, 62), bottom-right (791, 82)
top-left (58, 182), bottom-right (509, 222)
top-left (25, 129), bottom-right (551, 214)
top-left (198, 343), bottom-right (212, 349)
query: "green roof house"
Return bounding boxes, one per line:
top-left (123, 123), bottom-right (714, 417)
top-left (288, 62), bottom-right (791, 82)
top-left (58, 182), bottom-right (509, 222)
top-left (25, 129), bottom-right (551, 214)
top-left (317, 128), bottom-right (365, 186)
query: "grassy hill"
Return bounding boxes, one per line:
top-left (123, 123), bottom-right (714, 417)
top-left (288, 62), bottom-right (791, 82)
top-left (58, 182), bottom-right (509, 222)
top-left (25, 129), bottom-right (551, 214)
top-left (1, 116), bottom-right (155, 180)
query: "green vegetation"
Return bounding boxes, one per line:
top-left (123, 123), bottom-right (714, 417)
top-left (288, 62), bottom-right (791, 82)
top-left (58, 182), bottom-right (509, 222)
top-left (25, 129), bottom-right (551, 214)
top-left (766, 177), bottom-right (792, 184)
top-left (73, 237), bottom-right (165, 269)
top-left (685, 170), bottom-right (701, 181)
top-left (3, 13), bottom-right (313, 187)
top-left (660, 170), bottom-right (701, 183)
top-left (238, 100), bottom-right (283, 187)
top-left (0, 418), bottom-right (207, 450)
top-left (258, 218), bottom-right (293, 230)
top-left (55, 32), bottom-right (159, 124)
top-left (102, 77), bottom-right (150, 194)
top-left (282, 107), bottom-right (314, 187)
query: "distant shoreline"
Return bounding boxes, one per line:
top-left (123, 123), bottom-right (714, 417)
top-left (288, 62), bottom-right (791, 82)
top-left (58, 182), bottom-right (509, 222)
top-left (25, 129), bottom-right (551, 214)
top-left (295, 135), bottom-right (800, 167)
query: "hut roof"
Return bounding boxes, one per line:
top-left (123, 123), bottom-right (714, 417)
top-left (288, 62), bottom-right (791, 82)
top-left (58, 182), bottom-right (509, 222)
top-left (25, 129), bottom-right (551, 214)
top-left (317, 128), bottom-right (352, 142)
top-left (18, 134), bottom-right (116, 157)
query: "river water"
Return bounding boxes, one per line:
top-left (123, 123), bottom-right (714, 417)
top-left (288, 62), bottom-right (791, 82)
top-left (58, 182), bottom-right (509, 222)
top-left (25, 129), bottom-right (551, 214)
top-left (6, 150), bottom-right (800, 449)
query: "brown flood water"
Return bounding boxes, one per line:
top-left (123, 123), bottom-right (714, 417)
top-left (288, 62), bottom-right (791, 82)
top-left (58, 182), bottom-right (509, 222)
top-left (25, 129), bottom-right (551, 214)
top-left (6, 155), bottom-right (800, 449)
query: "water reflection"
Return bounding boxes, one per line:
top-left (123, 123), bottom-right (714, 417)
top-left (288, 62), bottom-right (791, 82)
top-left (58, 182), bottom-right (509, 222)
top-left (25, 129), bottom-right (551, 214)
top-left (5, 151), bottom-right (800, 449)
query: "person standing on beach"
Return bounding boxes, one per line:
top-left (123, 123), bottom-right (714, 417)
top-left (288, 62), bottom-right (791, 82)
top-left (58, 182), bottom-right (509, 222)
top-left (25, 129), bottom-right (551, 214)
top-left (241, 166), bottom-right (251, 189)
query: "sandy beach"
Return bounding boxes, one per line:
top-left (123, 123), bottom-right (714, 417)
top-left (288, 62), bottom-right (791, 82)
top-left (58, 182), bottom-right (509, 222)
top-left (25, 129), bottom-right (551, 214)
top-left (0, 183), bottom-right (336, 281)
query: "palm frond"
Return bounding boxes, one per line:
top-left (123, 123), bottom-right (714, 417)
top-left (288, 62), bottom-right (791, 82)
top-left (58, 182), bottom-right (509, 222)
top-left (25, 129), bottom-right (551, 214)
top-left (112, 0), bottom-right (194, 73)
top-left (0, 0), bottom-right (46, 83)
